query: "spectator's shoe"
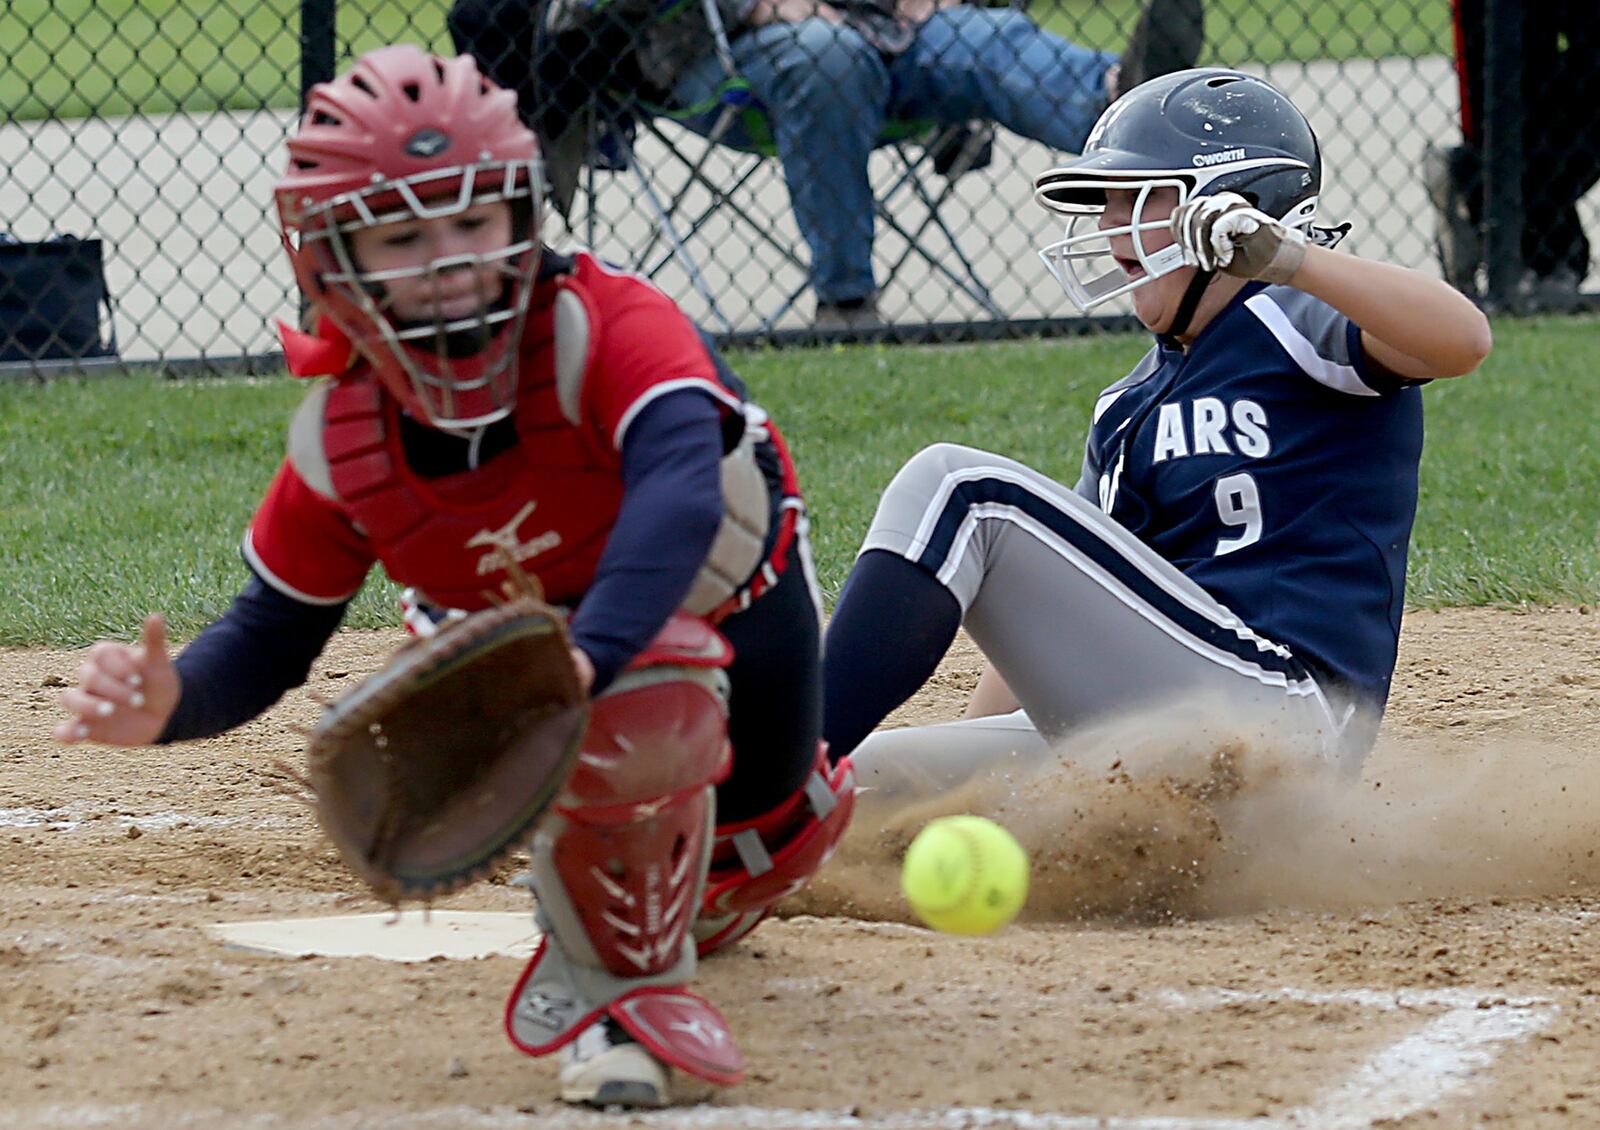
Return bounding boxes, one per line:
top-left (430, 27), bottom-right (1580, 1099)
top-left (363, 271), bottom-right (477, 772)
top-left (1112, 0), bottom-right (1205, 102)
top-left (1422, 141), bottom-right (1482, 295)
top-left (1513, 267), bottom-right (1584, 314)
top-left (559, 1018), bottom-right (670, 1108)
top-left (814, 295), bottom-right (884, 330)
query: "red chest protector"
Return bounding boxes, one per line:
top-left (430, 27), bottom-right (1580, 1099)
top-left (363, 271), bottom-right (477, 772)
top-left (285, 258), bottom-right (794, 618)
top-left (292, 276), bottom-right (633, 611)
top-left (321, 381), bottom-right (619, 611)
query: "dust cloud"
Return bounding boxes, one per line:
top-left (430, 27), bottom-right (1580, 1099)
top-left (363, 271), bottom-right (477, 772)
top-left (789, 702), bottom-right (1600, 924)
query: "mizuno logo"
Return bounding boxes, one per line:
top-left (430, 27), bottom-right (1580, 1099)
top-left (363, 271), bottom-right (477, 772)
top-left (1193, 148), bottom-right (1248, 167)
top-left (466, 500), bottom-right (562, 575)
top-left (669, 1018), bottom-right (728, 1048)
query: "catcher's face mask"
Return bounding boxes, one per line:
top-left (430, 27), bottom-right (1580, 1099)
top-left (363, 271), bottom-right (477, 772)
top-left (286, 161), bottom-right (542, 429)
top-left (275, 45), bottom-right (543, 429)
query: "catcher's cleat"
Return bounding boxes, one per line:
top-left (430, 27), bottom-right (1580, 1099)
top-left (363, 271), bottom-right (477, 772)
top-left (559, 1018), bottom-right (670, 1108)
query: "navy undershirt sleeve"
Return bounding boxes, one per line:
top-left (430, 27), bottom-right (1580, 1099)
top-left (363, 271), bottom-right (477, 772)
top-left (157, 574), bottom-right (349, 743)
top-left (570, 389), bottom-right (726, 694)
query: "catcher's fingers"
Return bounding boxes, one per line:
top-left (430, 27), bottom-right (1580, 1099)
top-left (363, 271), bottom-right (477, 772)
top-left (75, 658), bottom-right (146, 710)
top-left (55, 682), bottom-right (174, 746)
top-left (54, 615), bottom-right (179, 746)
top-left (135, 613), bottom-right (173, 669)
top-left (80, 640), bottom-right (147, 699)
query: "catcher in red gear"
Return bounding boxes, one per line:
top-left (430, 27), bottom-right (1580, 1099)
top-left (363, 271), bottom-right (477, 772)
top-left (53, 44), bottom-right (853, 1110)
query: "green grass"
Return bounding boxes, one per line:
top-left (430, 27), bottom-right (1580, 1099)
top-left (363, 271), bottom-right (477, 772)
top-left (1042, 0), bottom-right (1452, 66)
top-left (0, 1), bottom-right (452, 122)
top-left (1, 0), bottom-right (1452, 123)
top-left (1404, 316), bottom-right (1600, 606)
top-left (1, 314), bottom-right (1592, 649)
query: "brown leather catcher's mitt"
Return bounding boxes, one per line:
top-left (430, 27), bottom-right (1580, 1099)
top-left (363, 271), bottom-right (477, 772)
top-left (305, 595), bottom-right (589, 904)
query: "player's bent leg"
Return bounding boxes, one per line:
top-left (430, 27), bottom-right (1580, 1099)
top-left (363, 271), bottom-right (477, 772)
top-left (504, 614), bottom-right (746, 1108)
top-left (862, 442), bottom-right (1353, 770)
top-left (848, 709), bottom-right (1051, 803)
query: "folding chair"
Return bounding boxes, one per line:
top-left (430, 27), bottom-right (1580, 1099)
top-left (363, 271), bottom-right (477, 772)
top-left (566, 0), bottom-right (1005, 333)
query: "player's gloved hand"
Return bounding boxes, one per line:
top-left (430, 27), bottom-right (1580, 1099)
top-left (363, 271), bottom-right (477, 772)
top-left (1171, 191), bottom-right (1307, 284)
top-left (54, 614), bottom-right (180, 746)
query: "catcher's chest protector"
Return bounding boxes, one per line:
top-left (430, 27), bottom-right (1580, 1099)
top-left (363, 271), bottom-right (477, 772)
top-left (505, 613), bottom-right (745, 1085)
top-left (293, 268), bottom-right (775, 615)
top-left (311, 366), bottom-right (622, 611)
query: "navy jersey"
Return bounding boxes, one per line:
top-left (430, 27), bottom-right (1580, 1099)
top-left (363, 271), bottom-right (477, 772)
top-left (1076, 281), bottom-right (1424, 711)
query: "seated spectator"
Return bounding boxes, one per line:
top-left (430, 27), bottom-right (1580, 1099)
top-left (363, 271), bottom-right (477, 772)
top-left (451, 0), bottom-right (1203, 326)
top-left (1424, 0), bottom-right (1600, 311)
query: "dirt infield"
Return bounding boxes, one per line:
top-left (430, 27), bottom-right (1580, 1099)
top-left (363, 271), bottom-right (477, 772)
top-left (4, 607), bottom-right (1600, 1129)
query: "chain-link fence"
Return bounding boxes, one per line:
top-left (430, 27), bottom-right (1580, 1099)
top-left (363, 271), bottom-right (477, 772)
top-left (1, 0), bottom-right (1595, 371)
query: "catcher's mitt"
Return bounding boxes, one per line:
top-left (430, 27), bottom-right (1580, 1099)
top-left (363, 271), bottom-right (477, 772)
top-left (306, 594), bottom-right (589, 904)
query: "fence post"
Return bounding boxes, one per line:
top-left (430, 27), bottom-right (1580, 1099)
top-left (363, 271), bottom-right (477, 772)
top-left (1480, 0), bottom-right (1523, 310)
top-left (301, 0), bottom-right (337, 109)
top-left (297, 0), bottom-right (337, 327)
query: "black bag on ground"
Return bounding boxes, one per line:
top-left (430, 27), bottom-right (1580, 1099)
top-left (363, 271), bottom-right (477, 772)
top-left (0, 236), bottom-right (118, 362)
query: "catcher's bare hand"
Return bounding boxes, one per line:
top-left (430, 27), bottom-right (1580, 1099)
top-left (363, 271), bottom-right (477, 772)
top-left (1171, 191), bottom-right (1307, 284)
top-left (54, 614), bottom-right (180, 746)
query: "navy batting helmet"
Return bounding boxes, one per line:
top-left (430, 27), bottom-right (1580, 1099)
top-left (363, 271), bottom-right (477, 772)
top-left (1034, 69), bottom-right (1322, 312)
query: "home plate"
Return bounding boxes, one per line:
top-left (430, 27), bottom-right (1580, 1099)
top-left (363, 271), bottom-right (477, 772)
top-left (205, 910), bottom-right (540, 962)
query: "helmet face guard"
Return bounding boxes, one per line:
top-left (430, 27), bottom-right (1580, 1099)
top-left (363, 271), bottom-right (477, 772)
top-left (1036, 176), bottom-right (1194, 312)
top-left (285, 159), bottom-right (543, 428)
top-left (1034, 161), bottom-right (1319, 314)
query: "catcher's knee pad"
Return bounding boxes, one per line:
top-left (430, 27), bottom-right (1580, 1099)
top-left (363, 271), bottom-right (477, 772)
top-left (506, 613), bottom-right (745, 1086)
top-left (695, 744), bottom-right (856, 957)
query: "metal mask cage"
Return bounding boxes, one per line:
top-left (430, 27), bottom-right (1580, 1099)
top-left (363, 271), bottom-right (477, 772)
top-left (1035, 177), bottom-right (1194, 313)
top-left (292, 159), bottom-right (543, 428)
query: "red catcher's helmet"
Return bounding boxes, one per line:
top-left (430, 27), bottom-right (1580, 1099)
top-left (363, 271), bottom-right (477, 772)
top-left (276, 45), bottom-right (542, 427)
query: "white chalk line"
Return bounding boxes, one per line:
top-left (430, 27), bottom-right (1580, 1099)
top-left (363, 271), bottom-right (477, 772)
top-left (1300, 1001), bottom-right (1558, 1129)
top-left (0, 1104), bottom-right (1268, 1130)
top-left (0, 804), bottom-right (300, 833)
top-left (7, 986), bottom-right (1556, 1130)
top-left (1154, 985), bottom-right (1549, 1011)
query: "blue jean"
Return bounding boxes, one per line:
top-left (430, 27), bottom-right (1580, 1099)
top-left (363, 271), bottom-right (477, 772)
top-left (670, 7), bottom-right (1114, 304)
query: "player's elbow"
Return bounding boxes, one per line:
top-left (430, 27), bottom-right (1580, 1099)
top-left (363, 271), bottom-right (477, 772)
top-left (1435, 308), bottom-right (1494, 378)
top-left (1460, 310), bottom-right (1493, 371)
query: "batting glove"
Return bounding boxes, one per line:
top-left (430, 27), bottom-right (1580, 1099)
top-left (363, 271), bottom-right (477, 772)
top-left (1171, 192), bottom-right (1308, 284)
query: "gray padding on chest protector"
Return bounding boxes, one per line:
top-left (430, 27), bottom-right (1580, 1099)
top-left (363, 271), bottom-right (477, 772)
top-left (682, 428), bottom-right (771, 616)
top-left (553, 287), bottom-right (590, 427)
top-left (286, 379), bottom-right (338, 501)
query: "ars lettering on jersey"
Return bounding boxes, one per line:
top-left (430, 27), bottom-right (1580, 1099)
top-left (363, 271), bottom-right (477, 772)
top-left (1149, 397), bottom-right (1271, 464)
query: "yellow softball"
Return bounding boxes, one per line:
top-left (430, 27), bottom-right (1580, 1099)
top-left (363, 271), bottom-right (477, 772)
top-left (900, 814), bottom-right (1029, 935)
